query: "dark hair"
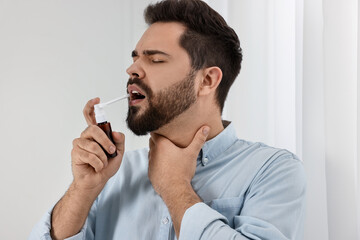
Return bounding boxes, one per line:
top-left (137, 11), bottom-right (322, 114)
top-left (144, 0), bottom-right (242, 112)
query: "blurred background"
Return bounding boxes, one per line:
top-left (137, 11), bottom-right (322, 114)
top-left (0, 0), bottom-right (359, 239)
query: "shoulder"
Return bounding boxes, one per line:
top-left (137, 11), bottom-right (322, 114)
top-left (233, 138), bottom-right (303, 168)
top-left (235, 139), bottom-right (300, 161)
top-left (229, 139), bottom-right (306, 190)
top-left (241, 142), bottom-right (306, 196)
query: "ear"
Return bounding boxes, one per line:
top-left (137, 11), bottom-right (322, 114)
top-left (198, 66), bottom-right (222, 96)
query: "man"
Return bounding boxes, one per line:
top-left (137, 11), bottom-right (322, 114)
top-left (29, 0), bottom-right (306, 239)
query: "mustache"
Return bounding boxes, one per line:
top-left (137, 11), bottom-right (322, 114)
top-left (126, 78), bottom-right (152, 97)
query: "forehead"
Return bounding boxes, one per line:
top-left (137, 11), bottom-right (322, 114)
top-left (135, 22), bottom-right (187, 54)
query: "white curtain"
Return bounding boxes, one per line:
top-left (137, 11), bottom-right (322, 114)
top-left (321, 0), bottom-right (358, 239)
top-left (205, 0), bottom-right (359, 239)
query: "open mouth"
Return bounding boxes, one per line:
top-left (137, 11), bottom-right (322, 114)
top-left (130, 90), bottom-right (146, 101)
top-left (127, 84), bottom-right (147, 106)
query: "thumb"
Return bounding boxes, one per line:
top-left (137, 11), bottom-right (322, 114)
top-left (112, 132), bottom-right (125, 154)
top-left (188, 126), bottom-right (210, 152)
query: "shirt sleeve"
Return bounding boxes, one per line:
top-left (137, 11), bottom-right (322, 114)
top-left (179, 156), bottom-right (306, 240)
top-left (28, 201), bottom-right (97, 240)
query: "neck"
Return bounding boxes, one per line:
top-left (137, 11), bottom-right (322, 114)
top-left (153, 109), bottom-right (224, 148)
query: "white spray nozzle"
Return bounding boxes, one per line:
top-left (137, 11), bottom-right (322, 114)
top-left (97, 94), bottom-right (130, 108)
top-left (94, 94), bottom-right (129, 123)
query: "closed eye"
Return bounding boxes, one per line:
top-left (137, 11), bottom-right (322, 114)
top-left (151, 59), bottom-right (165, 63)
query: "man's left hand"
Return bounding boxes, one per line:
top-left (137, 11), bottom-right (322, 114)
top-left (148, 126), bottom-right (210, 238)
top-left (148, 126), bottom-right (210, 195)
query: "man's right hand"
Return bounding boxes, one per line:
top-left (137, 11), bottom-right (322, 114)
top-left (71, 97), bottom-right (125, 191)
top-left (72, 97), bottom-right (125, 190)
top-left (50, 98), bottom-right (125, 240)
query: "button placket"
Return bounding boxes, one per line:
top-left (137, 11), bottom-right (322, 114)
top-left (158, 206), bottom-right (172, 240)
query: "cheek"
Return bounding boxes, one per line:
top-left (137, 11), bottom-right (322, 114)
top-left (147, 65), bottom-right (190, 87)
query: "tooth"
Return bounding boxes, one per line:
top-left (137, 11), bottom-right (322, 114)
top-left (132, 90), bottom-right (139, 94)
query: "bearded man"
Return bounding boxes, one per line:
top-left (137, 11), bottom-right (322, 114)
top-left (29, 0), bottom-right (306, 239)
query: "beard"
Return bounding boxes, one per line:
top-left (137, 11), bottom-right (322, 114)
top-left (126, 70), bottom-right (197, 136)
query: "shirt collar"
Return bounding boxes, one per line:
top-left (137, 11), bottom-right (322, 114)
top-left (197, 120), bottom-right (238, 166)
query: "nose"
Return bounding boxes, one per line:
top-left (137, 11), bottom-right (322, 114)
top-left (126, 62), bottom-right (145, 79)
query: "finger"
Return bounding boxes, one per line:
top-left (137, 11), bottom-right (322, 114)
top-left (73, 138), bottom-right (108, 168)
top-left (149, 132), bottom-right (157, 142)
top-left (83, 98), bottom-right (100, 126)
top-left (188, 126), bottom-right (210, 152)
top-left (72, 147), bottom-right (104, 172)
top-left (149, 132), bottom-right (164, 144)
top-left (149, 136), bottom-right (155, 149)
top-left (80, 125), bottom-right (116, 156)
top-left (112, 132), bottom-right (125, 154)
top-left (148, 137), bottom-right (153, 160)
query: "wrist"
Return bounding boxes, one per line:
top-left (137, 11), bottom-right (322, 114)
top-left (70, 181), bottom-right (104, 202)
top-left (161, 182), bottom-right (201, 209)
top-left (159, 182), bottom-right (202, 238)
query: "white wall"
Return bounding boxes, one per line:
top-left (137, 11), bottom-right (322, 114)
top-left (0, 1), bottom-right (150, 239)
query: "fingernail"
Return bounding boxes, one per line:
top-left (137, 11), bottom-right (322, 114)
top-left (203, 127), bottom-right (210, 136)
top-left (109, 146), bottom-right (116, 154)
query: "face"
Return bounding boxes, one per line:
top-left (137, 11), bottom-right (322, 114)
top-left (126, 22), bottom-right (197, 135)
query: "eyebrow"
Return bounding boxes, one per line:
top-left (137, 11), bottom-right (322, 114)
top-left (131, 50), bottom-right (170, 57)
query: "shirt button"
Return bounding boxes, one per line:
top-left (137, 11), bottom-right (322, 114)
top-left (162, 217), bottom-right (169, 225)
top-left (202, 157), bottom-right (209, 165)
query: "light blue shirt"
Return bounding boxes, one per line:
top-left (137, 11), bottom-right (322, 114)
top-left (29, 121), bottom-right (306, 240)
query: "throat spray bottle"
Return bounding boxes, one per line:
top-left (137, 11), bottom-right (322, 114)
top-left (94, 94), bottom-right (129, 159)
